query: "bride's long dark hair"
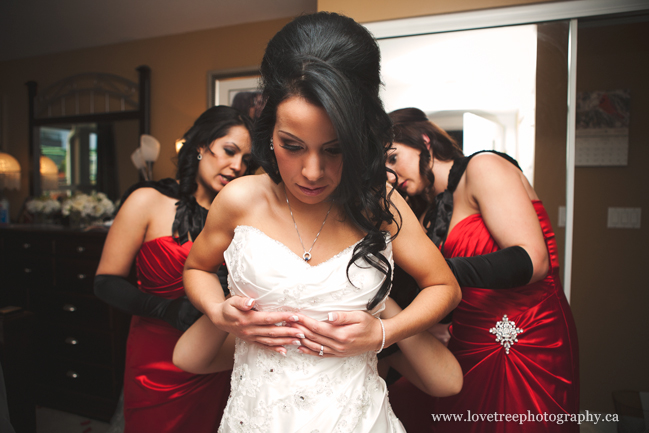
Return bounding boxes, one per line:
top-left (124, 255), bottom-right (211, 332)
top-left (253, 12), bottom-right (397, 310)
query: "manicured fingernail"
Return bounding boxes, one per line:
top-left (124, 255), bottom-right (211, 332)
top-left (279, 349), bottom-right (287, 356)
top-left (328, 312), bottom-right (337, 321)
top-left (292, 340), bottom-right (301, 346)
top-left (290, 315), bottom-right (299, 321)
top-left (296, 333), bottom-right (305, 339)
top-left (246, 298), bottom-right (255, 307)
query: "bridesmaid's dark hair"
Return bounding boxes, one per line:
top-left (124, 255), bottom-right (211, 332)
top-left (253, 12), bottom-right (396, 310)
top-left (176, 105), bottom-right (254, 202)
top-left (389, 107), bottom-right (463, 216)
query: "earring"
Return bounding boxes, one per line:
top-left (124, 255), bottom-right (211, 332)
top-left (270, 138), bottom-right (274, 151)
top-left (197, 153), bottom-right (202, 161)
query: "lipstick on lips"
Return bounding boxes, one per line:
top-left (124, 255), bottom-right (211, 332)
top-left (219, 174), bottom-right (234, 185)
top-left (298, 184), bottom-right (327, 196)
top-left (399, 180), bottom-right (408, 190)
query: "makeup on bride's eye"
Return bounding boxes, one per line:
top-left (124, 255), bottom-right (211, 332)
top-left (279, 143), bottom-right (302, 152)
top-left (324, 146), bottom-right (342, 155)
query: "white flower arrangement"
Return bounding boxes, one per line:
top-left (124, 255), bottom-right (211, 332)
top-left (62, 192), bottom-right (115, 220)
top-left (25, 195), bottom-right (62, 216)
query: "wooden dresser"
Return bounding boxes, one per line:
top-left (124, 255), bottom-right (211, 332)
top-left (0, 225), bottom-right (131, 421)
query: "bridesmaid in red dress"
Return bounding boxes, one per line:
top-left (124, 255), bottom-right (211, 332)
top-left (93, 106), bottom-right (253, 432)
top-left (384, 107), bottom-right (579, 432)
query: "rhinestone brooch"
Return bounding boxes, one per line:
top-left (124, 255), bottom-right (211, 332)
top-left (489, 314), bottom-right (523, 354)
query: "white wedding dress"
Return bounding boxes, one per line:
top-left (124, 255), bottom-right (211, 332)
top-left (219, 225), bottom-right (406, 433)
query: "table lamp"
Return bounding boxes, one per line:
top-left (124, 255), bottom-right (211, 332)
top-left (0, 151), bottom-right (21, 223)
top-left (40, 155), bottom-right (59, 191)
top-left (131, 148), bottom-right (148, 181)
top-left (140, 134), bottom-right (160, 181)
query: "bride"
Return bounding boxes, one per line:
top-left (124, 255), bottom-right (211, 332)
top-left (176, 12), bottom-right (462, 432)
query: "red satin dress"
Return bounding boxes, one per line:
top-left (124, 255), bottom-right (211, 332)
top-left (123, 236), bottom-right (231, 433)
top-left (389, 202), bottom-right (579, 433)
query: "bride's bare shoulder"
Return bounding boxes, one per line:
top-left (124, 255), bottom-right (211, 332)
top-left (211, 173), bottom-right (277, 217)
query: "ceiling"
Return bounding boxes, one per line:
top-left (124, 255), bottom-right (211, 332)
top-left (0, 0), bottom-right (317, 62)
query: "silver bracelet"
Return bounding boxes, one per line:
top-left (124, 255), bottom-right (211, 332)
top-left (375, 317), bottom-right (385, 354)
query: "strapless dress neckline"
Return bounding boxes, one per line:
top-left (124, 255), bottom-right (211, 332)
top-left (219, 224), bottom-right (404, 433)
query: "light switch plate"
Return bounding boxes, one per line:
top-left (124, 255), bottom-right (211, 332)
top-left (607, 207), bottom-right (641, 229)
top-left (558, 206), bottom-right (566, 228)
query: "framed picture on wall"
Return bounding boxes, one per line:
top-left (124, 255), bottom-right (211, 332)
top-left (208, 67), bottom-right (262, 118)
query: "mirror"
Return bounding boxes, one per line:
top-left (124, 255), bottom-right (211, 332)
top-left (27, 66), bottom-right (150, 201)
top-left (38, 120), bottom-right (140, 201)
top-left (373, 20), bottom-right (570, 276)
top-left (379, 24), bottom-right (539, 183)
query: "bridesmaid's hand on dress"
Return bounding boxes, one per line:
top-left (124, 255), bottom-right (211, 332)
top-left (290, 310), bottom-right (383, 357)
top-left (209, 295), bottom-right (304, 355)
top-left (428, 323), bottom-right (451, 347)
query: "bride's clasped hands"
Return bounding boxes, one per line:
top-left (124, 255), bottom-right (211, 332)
top-left (215, 297), bottom-right (388, 358)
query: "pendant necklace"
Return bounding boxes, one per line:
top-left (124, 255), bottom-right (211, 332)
top-left (284, 187), bottom-right (333, 262)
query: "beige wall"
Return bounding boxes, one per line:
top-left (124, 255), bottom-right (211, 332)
top-left (0, 17), bottom-right (291, 218)
top-left (534, 21), bottom-right (569, 270)
top-left (112, 120), bottom-right (141, 198)
top-left (572, 20), bottom-right (649, 412)
top-left (318, 0), bottom-right (558, 22)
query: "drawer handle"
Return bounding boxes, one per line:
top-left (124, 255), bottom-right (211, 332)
top-left (66, 371), bottom-right (78, 379)
top-left (76, 246), bottom-right (85, 253)
top-left (22, 243), bottom-right (31, 249)
top-left (77, 274), bottom-right (86, 280)
top-left (62, 304), bottom-right (77, 313)
top-left (24, 268), bottom-right (32, 274)
top-left (64, 337), bottom-right (78, 345)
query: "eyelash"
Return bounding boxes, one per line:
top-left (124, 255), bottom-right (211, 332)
top-left (324, 147), bottom-right (342, 155)
top-left (279, 143), bottom-right (341, 156)
top-left (224, 148), bottom-right (236, 156)
top-left (280, 143), bottom-right (302, 152)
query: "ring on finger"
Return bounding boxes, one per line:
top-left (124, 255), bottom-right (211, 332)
top-left (319, 345), bottom-right (324, 356)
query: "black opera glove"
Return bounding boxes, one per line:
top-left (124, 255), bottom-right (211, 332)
top-left (94, 274), bottom-right (202, 332)
top-left (162, 295), bottom-right (203, 332)
top-left (445, 246), bottom-right (534, 289)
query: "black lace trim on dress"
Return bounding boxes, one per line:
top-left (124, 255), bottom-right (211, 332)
top-left (421, 150), bottom-right (521, 248)
top-left (118, 178), bottom-right (209, 245)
